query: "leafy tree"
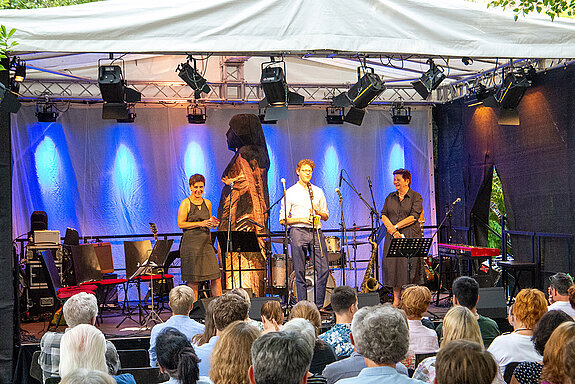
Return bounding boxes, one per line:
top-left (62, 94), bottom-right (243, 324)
top-left (0, 25), bottom-right (17, 71)
top-left (488, 0), bottom-right (575, 21)
top-left (1, 0), bottom-right (100, 9)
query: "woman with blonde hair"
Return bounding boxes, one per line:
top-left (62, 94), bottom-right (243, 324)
top-left (209, 320), bottom-right (260, 384)
top-left (289, 300), bottom-right (337, 374)
top-left (260, 300), bottom-right (284, 334)
top-left (540, 322), bottom-right (575, 384)
top-left (413, 306), bottom-right (483, 383)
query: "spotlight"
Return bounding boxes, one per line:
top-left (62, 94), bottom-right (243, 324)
top-left (187, 104), bottom-right (207, 124)
top-left (411, 59), bottom-right (446, 99)
top-left (116, 105), bottom-right (136, 123)
top-left (98, 62), bottom-right (141, 119)
top-left (391, 102), bottom-right (411, 125)
top-left (333, 66), bottom-right (386, 126)
top-left (461, 57), bottom-right (473, 66)
top-left (35, 100), bottom-right (59, 122)
top-left (0, 82), bottom-right (21, 113)
top-left (465, 83), bottom-right (497, 108)
top-left (325, 106), bottom-right (344, 124)
top-left (258, 108), bottom-right (277, 125)
top-left (259, 59), bottom-right (304, 121)
top-left (495, 67), bottom-right (533, 110)
top-left (13, 59), bottom-right (26, 82)
top-left (177, 56), bottom-right (211, 99)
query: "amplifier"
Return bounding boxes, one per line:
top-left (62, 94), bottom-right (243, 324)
top-left (26, 246), bottom-right (63, 262)
top-left (33, 230), bottom-right (61, 246)
top-left (26, 286), bottom-right (56, 318)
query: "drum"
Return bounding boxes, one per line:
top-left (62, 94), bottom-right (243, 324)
top-left (289, 267), bottom-right (336, 308)
top-left (270, 254), bottom-right (293, 288)
top-left (325, 236), bottom-right (341, 263)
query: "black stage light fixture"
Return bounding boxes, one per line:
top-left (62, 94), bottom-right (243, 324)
top-left (391, 102), bottom-right (411, 125)
top-left (465, 83), bottom-right (498, 108)
top-left (98, 62), bottom-right (141, 120)
top-left (258, 108), bottom-right (277, 125)
top-left (325, 106), bottom-right (344, 124)
top-left (411, 59), bottom-right (446, 99)
top-left (187, 104), bottom-right (207, 124)
top-left (259, 59), bottom-right (304, 121)
top-left (12, 58), bottom-right (26, 83)
top-left (116, 105), bottom-right (136, 123)
top-left (177, 57), bottom-right (211, 99)
top-left (0, 82), bottom-right (21, 113)
top-left (35, 100), bottom-right (59, 122)
top-left (495, 67), bottom-right (533, 110)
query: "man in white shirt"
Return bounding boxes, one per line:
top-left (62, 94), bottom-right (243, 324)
top-left (548, 272), bottom-right (575, 318)
top-left (280, 159), bottom-right (329, 309)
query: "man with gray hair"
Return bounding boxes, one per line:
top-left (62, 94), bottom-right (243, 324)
top-left (38, 292), bottom-right (119, 382)
top-left (249, 331), bottom-right (313, 384)
top-left (334, 304), bottom-right (424, 384)
top-left (548, 272), bottom-right (575, 318)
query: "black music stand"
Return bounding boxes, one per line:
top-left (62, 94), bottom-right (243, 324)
top-left (387, 238), bottom-right (433, 284)
top-left (214, 231), bottom-right (260, 289)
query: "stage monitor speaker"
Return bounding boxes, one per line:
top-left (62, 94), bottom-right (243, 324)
top-left (123, 240), bottom-right (152, 278)
top-left (93, 242), bottom-right (114, 274)
top-left (477, 287), bottom-right (507, 320)
top-left (249, 296), bottom-right (281, 322)
top-left (70, 244), bottom-right (103, 283)
top-left (357, 292), bottom-right (380, 308)
top-left (190, 296), bottom-right (218, 321)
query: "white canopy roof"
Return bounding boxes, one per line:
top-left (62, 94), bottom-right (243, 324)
top-left (2, 0), bottom-right (575, 59)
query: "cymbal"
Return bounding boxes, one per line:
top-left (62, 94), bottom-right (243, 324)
top-left (346, 225), bottom-right (371, 231)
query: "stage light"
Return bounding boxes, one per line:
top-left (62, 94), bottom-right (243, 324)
top-left (411, 59), bottom-right (446, 99)
top-left (259, 59), bottom-right (304, 121)
top-left (187, 104), bottom-right (207, 124)
top-left (462, 57), bottom-right (473, 66)
top-left (391, 102), bottom-right (411, 125)
top-left (177, 56), bottom-right (211, 99)
top-left (465, 84), bottom-right (497, 108)
top-left (116, 105), bottom-right (136, 123)
top-left (258, 108), bottom-right (277, 125)
top-left (35, 100), bottom-right (59, 122)
top-left (0, 82), bottom-right (21, 113)
top-left (98, 63), bottom-right (141, 120)
top-left (12, 58), bottom-right (26, 82)
top-left (325, 106), bottom-right (344, 124)
top-left (495, 67), bottom-right (534, 109)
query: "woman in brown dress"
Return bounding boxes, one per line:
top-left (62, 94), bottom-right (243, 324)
top-left (380, 168), bottom-right (423, 306)
top-left (178, 173), bottom-right (222, 300)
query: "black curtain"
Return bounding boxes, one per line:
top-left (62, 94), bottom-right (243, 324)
top-left (434, 64), bottom-right (575, 274)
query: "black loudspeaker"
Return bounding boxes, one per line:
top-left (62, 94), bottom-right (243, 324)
top-left (249, 297), bottom-right (281, 322)
top-left (477, 287), bottom-right (507, 320)
top-left (189, 297), bottom-right (217, 321)
top-left (64, 227), bottom-right (79, 246)
top-left (30, 211), bottom-right (48, 232)
top-left (357, 292), bottom-right (380, 308)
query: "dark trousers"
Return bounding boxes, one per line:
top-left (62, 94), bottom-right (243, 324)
top-left (290, 227), bottom-right (329, 308)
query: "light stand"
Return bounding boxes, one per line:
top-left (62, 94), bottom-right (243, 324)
top-left (336, 188), bottom-right (348, 285)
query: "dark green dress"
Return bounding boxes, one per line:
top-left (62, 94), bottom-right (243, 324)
top-left (180, 198), bottom-right (220, 282)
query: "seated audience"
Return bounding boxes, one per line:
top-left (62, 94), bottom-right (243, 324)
top-left (548, 273), bottom-right (575, 318)
top-left (192, 299), bottom-right (216, 346)
top-left (539, 322), bottom-right (575, 384)
top-left (289, 300), bottom-right (337, 374)
top-left (195, 293), bottom-right (249, 376)
top-left (413, 306), bottom-right (484, 383)
top-left (436, 276), bottom-right (500, 347)
top-left (319, 286), bottom-right (358, 358)
top-left (229, 288), bottom-right (264, 331)
top-left (60, 369), bottom-right (116, 384)
top-left (488, 288), bottom-right (548, 375)
top-left (511, 310), bottom-right (573, 384)
top-left (39, 292), bottom-right (119, 382)
top-left (249, 330), bottom-right (313, 384)
top-left (149, 285), bottom-right (205, 366)
top-left (59, 324), bottom-right (136, 384)
top-left (399, 285), bottom-right (439, 354)
top-left (435, 340), bottom-right (497, 384)
top-left (260, 300), bottom-right (284, 334)
top-left (156, 327), bottom-right (210, 384)
top-left (333, 304), bottom-right (422, 384)
top-left (210, 320), bottom-right (260, 384)
top-left (564, 339), bottom-right (575, 384)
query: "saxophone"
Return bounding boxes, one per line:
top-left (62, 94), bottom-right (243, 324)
top-left (361, 237), bottom-right (381, 293)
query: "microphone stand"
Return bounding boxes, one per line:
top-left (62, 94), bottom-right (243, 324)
top-left (281, 180), bottom-right (289, 305)
top-left (225, 182), bottom-right (235, 289)
top-left (337, 190), bottom-right (348, 285)
top-left (307, 183), bottom-right (318, 306)
top-left (366, 176), bottom-right (380, 280)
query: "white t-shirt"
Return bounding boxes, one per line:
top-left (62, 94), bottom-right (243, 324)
top-left (548, 300), bottom-right (575, 319)
top-left (487, 332), bottom-right (542, 375)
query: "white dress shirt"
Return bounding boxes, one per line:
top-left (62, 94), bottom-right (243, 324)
top-left (548, 300), bottom-right (575, 318)
top-left (407, 319), bottom-right (439, 354)
top-left (280, 182), bottom-right (328, 229)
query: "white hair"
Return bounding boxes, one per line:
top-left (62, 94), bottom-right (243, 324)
top-left (63, 292), bottom-right (98, 327)
top-left (59, 324), bottom-right (107, 378)
top-left (281, 318), bottom-right (315, 351)
top-left (60, 369), bottom-right (115, 384)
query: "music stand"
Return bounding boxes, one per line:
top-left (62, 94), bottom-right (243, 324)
top-left (215, 231), bottom-right (260, 288)
top-left (387, 238), bottom-right (433, 284)
top-left (149, 239), bottom-right (174, 267)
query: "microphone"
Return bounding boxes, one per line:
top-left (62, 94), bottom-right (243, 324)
top-left (367, 176), bottom-right (372, 188)
top-left (281, 178), bottom-right (286, 193)
top-left (452, 197), bottom-right (461, 205)
top-left (307, 182), bottom-right (314, 199)
top-left (335, 188), bottom-right (342, 199)
top-left (338, 169), bottom-right (343, 188)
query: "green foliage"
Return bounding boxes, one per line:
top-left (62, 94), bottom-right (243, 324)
top-left (0, 25), bottom-right (17, 71)
top-left (1, 0), bottom-right (101, 9)
top-left (488, 0), bottom-right (575, 21)
top-left (488, 169), bottom-right (506, 250)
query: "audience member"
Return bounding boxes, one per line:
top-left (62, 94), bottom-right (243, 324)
top-left (60, 369), bottom-right (116, 384)
top-left (511, 310), bottom-right (573, 384)
top-left (249, 330), bottom-right (313, 384)
top-left (564, 339), bottom-right (575, 384)
top-left (149, 285), bottom-right (205, 366)
top-left (435, 276), bottom-right (500, 347)
top-left (38, 292), bottom-right (119, 382)
top-left (260, 300), bottom-right (284, 334)
top-left (539, 322), bottom-right (575, 384)
top-left (413, 306), bottom-right (483, 383)
top-left (319, 286), bottom-right (358, 358)
top-left (156, 327), bottom-right (210, 384)
top-left (228, 288), bottom-right (265, 331)
top-left (192, 299), bottom-right (216, 346)
top-left (195, 293), bottom-right (249, 376)
top-left (488, 288), bottom-right (548, 375)
top-left (399, 285), bottom-right (439, 354)
top-left (435, 340), bottom-right (497, 384)
top-left (210, 320), bottom-right (260, 384)
top-left (548, 273), bottom-right (575, 318)
top-left (289, 300), bottom-right (337, 374)
top-left (333, 304), bottom-right (423, 384)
